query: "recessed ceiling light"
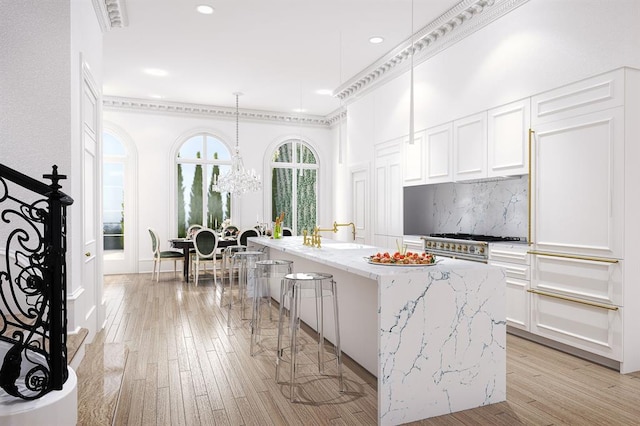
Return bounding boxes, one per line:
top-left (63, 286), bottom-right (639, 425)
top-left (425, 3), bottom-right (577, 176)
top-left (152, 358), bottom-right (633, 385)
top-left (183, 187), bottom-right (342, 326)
top-left (316, 89), bottom-right (333, 96)
top-left (143, 68), bottom-right (168, 77)
top-left (369, 36), bottom-right (384, 44)
top-left (293, 108), bottom-right (307, 113)
top-left (196, 5), bottom-right (214, 15)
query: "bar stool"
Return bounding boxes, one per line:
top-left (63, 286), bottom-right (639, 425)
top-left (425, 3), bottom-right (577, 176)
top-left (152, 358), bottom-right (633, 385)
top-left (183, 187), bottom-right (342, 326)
top-left (276, 272), bottom-right (344, 401)
top-left (228, 250), bottom-right (265, 328)
top-left (251, 259), bottom-right (293, 356)
top-left (220, 245), bottom-right (246, 303)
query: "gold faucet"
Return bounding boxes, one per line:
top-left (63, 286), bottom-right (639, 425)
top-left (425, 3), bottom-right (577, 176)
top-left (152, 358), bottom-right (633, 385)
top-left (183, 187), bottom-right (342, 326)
top-left (303, 221), bottom-right (357, 248)
top-left (334, 222), bottom-right (356, 241)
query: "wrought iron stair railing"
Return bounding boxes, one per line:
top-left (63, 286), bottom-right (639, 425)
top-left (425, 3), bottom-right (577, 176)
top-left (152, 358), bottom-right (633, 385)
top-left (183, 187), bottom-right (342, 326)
top-left (0, 163), bottom-right (73, 400)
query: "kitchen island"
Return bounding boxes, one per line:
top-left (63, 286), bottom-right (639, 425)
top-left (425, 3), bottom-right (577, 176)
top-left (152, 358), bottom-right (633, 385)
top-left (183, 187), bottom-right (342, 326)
top-left (249, 236), bottom-right (506, 425)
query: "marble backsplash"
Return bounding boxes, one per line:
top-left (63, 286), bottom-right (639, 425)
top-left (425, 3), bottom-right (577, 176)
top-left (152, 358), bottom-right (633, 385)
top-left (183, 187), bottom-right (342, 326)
top-left (404, 175), bottom-right (528, 238)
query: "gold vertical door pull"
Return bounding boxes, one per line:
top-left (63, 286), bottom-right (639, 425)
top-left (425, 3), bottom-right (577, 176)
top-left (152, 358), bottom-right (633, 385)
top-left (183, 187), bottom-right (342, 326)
top-left (528, 128), bottom-right (534, 245)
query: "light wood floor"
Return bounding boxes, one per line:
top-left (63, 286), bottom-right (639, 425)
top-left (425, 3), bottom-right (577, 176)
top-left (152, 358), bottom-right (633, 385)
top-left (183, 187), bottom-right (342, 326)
top-left (77, 272), bottom-right (640, 425)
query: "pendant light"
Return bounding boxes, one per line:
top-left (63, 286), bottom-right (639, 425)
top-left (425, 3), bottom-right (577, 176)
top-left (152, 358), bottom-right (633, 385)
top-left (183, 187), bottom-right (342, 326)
top-left (212, 92), bottom-right (261, 195)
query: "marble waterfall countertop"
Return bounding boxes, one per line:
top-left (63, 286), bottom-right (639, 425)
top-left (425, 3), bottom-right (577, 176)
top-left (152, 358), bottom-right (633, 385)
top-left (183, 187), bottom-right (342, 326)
top-left (249, 236), bottom-right (506, 425)
top-left (247, 235), bottom-right (484, 279)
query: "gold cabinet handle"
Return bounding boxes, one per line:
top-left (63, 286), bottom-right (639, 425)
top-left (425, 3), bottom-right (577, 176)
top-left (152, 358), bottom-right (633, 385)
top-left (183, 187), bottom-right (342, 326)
top-left (528, 128), bottom-right (534, 245)
top-left (528, 289), bottom-right (619, 311)
top-left (85, 252), bottom-right (91, 257)
top-left (527, 250), bottom-right (619, 264)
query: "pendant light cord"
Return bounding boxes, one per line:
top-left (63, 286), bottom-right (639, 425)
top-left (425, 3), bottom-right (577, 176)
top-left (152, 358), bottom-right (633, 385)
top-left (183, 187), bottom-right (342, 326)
top-left (409, 0), bottom-right (415, 144)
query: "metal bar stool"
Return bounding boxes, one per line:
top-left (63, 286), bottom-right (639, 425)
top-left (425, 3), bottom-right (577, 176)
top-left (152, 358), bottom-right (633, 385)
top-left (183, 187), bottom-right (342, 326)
top-left (251, 259), bottom-right (294, 356)
top-left (228, 250), bottom-right (265, 328)
top-left (276, 272), bottom-right (345, 401)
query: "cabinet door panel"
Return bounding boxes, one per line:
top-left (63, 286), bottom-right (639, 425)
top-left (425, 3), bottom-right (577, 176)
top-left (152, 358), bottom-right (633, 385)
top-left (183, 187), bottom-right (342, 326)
top-left (532, 69), bottom-right (624, 126)
top-left (531, 292), bottom-right (622, 361)
top-left (506, 276), bottom-right (529, 330)
top-left (402, 132), bottom-right (425, 186)
top-left (487, 99), bottom-right (530, 177)
top-left (425, 123), bottom-right (452, 183)
top-left (388, 160), bottom-right (403, 236)
top-left (532, 108), bottom-right (624, 258)
top-left (374, 164), bottom-right (386, 235)
top-left (531, 254), bottom-right (622, 307)
top-left (374, 140), bottom-right (402, 245)
top-left (454, 112), bottom-right (487, 181)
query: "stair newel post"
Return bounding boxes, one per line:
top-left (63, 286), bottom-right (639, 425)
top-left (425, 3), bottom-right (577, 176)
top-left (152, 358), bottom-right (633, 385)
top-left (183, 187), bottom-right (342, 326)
top-left (43, 165), bottom-right (70, 390)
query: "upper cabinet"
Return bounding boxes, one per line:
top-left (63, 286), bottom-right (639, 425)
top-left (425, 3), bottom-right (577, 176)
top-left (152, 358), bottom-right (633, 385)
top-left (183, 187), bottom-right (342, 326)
top-left (402, 123), bottom-right (454, 187)
top-left (402, 131), bottom-right (426, 186)
top-left (531, 68), bottom-right (624, 126)
top-left (453, 112), bottom-right (487, 181)
top-left (403, 100), bottom-right (529, 187)
top-left (424, 122), bottom-right (453, 184)
top-left (487, 98), bottom-right (530, 177)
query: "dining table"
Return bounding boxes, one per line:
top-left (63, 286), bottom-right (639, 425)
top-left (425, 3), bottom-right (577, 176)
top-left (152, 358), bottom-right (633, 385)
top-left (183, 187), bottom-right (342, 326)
top-left (169, 235), bottom-right (239, 281)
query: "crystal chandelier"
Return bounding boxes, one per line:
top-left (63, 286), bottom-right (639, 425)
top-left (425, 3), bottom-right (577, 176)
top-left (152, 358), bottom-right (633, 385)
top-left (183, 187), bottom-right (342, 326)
top-left (212, 92), bottom-right (261, 194)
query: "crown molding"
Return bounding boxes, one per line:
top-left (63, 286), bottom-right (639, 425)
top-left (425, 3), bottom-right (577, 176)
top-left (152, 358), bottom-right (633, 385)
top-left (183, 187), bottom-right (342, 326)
top-left (335, 0), bottom-right (529, 102)
top-left (325, 108), bottom-right (348, 128)
top-left (92, 0), bottom-right (128, 32)
top-left (103, 96), bottom-right (331, 128)
top-left (102, 0), bottom-right (527, 126)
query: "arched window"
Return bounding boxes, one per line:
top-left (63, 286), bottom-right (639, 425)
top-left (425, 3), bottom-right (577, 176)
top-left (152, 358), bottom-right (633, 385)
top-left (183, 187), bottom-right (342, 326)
top-left (271, 140), bottom-right (318, 235)
top-left (176, 134), bottom-right (232, 237)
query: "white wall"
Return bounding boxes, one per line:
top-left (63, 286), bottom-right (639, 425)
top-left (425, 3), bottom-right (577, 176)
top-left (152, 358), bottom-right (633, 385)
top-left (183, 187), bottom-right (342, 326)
top-left (0, 2), bottom-right (72, 174)
top-left (0, 0), bottom-right (103, 340)
top-left (338, 0), bottom-right (640, 243)
top-left (103, 108), bottom-right (333, 273)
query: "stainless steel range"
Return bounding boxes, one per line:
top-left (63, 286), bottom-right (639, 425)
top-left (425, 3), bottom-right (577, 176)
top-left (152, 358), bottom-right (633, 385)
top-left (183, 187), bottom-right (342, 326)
top-left (421, 233), bottom-right (522, 263)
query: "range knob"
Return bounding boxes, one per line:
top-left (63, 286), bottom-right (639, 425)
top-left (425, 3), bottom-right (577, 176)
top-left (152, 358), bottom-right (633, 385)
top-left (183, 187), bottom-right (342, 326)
top-left (479, 247), bottom-right (485, 254)
top-left (445, 243), bottom-right (450, 249)
top-left (457, 245), bottom-right (462, 251)
top-left (463, 245), bottom-right (468, 252)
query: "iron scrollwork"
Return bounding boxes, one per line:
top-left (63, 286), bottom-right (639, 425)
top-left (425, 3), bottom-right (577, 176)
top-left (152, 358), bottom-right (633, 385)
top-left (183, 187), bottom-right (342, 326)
top-left (0, 165), bottom-right (73, 400)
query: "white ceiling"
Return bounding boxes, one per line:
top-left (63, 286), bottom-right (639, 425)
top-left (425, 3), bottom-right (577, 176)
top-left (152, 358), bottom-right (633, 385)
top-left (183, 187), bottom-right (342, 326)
top-left (102, 0), bottom-right (461, 117)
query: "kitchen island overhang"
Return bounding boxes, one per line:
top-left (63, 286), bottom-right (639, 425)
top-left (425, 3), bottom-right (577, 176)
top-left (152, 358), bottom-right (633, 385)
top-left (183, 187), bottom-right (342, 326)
top-left (249, 236), bottom-right (506, 425)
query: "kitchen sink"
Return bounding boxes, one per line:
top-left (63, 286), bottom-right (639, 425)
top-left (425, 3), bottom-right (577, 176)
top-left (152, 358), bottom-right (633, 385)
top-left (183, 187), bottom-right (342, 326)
top-left (322, 242), bottom-right (376, 250)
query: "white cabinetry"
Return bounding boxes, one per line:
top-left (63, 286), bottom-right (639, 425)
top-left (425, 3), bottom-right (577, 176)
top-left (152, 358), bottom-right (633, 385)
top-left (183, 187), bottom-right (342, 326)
top-left (487, 98), bottom-right (530, 177)
top-left (453, 112), bottom-right (487, 181)
top-left (402, 98), bottom-right (530, 187)
top-left (402, 131), bottom-right (426, 187)
top-left (424, 123), bottom-right (453, 184)
top-left (489, 244), bottom-right (530, 331)
top-left (374, 140), bottom-right (403, 249)
top-left (527, 68), bottom-right (637, 371)
top-left (403, 235), bottom-right (424, 253)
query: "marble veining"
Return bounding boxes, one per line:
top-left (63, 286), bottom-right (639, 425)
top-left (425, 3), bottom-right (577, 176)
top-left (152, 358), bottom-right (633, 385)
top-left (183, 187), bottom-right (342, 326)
top-left (379, 266), bottom-right (505, 425)
top-left (429, 175), bottom-right (527, 237)
top-left (250, 237), bottom-right (506, 424)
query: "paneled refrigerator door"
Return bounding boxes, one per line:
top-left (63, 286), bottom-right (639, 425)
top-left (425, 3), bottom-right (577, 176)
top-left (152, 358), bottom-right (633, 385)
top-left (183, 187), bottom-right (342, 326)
top-left (530, 107), bottom-right (624, 260)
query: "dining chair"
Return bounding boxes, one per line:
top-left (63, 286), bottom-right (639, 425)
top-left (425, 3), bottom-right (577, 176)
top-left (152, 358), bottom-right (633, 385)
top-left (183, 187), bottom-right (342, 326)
top-left (237, 228), bottom-right (260, 247)
top-left (148, 228), bottom-right (183, 282)
top-left (222, 225), bottom-right (239, 237)
top-left (282, 227), bottom-right (293, 236)
top-left (187, 224), bottom-right (203, 238)
top-left (186, 224), bottom-right (203, 275)
top-left (193, 228), bottom-right (220, 286)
